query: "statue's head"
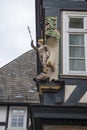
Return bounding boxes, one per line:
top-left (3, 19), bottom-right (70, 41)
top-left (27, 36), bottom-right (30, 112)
top-left (38, 39), bottom-right (44, 47)
top-left (38, 39), bottom-right (43, 43)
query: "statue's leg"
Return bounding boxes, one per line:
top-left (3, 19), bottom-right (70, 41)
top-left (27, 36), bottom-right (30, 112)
top-left (36, 73), bottom-right (49, 82)
top-left (39, 55), bottom-right (43, 65)
top-left (42, 54), bottom-right (48, 73)
top-left (33, 72), bottom-right (49, 83)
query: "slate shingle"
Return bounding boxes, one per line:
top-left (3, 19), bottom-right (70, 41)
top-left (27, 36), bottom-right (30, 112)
top-left (0, 49), bottom-right (40, 103)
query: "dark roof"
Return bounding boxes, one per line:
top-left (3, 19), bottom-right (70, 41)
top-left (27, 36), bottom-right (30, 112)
top-left (0, 49), bottom-right (40, 103)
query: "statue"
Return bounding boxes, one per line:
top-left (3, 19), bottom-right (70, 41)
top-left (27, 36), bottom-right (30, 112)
top-left (31, 39), bottom-right (54, 83)
top-left (31, 39), bottom-right (50, 73)
top-left (27, 23), bottom-right (59, 82)
top-left (27, 26), bottom-right (53, 82)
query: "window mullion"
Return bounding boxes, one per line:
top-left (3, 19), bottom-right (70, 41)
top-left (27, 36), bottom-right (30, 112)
top-left (65, 15), bottom-right (69, 74)
top-left (84, 17), bottom-right (87, 30)
top-left (67, 32), bottom-right (70, 73)
top-left (84, 17), bottom-right (87, 73)
top-left (68, 29), bottom-right (87, 33)
top-left (63, 13), bottom-right (67, 74)
top-left (17, 114), bottom-right (19, 127)
top-left (85, 34), bottom-right (87, 73)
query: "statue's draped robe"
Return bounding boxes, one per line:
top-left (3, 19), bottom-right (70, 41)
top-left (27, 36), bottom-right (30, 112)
top-left (47, 37), bottom-right (60, 81)
top-left (45, 17), bottom-right (60, 80)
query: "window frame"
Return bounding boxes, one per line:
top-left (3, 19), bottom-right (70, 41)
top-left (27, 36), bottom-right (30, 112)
top-left (11, 109), bottom-right (25, 128)
top-left (62, 11), bottom-right (87, 75)
top-left (8, 107), bottom-right (27, 129)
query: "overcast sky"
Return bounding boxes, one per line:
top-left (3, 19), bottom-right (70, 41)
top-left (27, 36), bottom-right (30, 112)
top-left (0, 0), bottom-right (36, 68)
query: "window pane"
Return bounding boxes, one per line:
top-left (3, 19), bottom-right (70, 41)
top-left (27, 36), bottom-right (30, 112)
top-left (0, 126), bottom-right (5, 130)
top-left (19, 110), bottom-right (25, 114)
top-left (11, 115), bottom-right (17, 127)
top-left (12, 110), bottom-right (18, 114)
top-left (18, 115), bottom-right (24, 127)
top-left (69, 34), bottom-right (84, 45)
top-left (70, 47), bottom-right (85, 58)
top-left (70, 59), bottom-right (85, 71)
top-left (69, 18), bottom-right (83, 28)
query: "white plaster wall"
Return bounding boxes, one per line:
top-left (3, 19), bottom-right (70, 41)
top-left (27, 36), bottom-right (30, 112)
top-left (79, 91), bottom-right (87, 103)
top-left (64, 85), bottom-right (77, 102)
top-left (0, 107), bottom-right (7, 122)
top-left (0, 126), bottom-right (5, 130)
top-left (65, 85), bottom-right (87, 103)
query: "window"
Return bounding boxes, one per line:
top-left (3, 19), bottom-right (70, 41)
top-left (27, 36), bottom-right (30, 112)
top-left (62, 11), bottom-right (87, 75)
top-left (11, 110), bottom-right (24, 128)
top-left (8, 107), bottom-right (27, 129)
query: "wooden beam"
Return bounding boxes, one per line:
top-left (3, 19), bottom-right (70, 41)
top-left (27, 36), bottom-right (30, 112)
top-left (5, 106), bottom-right (9, 130)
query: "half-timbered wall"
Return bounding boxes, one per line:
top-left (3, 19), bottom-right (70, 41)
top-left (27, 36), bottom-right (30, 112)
top-left (0, 107), bottom-right (7, 130)
top-left (42, 0), bottom-right (87, 105)
top-left (0, 106), bottom-right (30, 130)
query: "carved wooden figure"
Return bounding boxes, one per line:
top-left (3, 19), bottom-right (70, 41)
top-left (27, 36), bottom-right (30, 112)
top-left (31, 39), bottom-right (53, 82)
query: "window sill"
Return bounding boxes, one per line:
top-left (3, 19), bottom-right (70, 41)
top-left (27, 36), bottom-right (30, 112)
top-left (7, 128), bottom-right (27, 130)
top-left (59, 74), bottom-right (87, 79)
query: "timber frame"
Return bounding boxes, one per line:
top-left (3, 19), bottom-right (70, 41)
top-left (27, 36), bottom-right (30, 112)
top-left (30, 104), bottom-right (87, 130)
top-left (33, 1), bottom-right (87, 130)
top-left (0, 102), bottom-right (30, 130)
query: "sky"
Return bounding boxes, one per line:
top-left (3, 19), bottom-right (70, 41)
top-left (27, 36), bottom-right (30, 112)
top-left (0, 0), bottom-right (36, 67)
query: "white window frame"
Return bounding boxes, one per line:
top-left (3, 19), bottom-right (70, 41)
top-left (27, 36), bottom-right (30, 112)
top-left (8, 107), bottom-right (27, 129)
top-left (62, 11), bottom-right (87, 75)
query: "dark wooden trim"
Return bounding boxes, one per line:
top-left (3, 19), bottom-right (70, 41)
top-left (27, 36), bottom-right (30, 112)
top-left (5, 106), bottom-right (9, 130)
top-left (30, 105), bottom-right (34, 130)
top-left (26, 106), bottom-right (29, 129)
top-left (60, 9), bottom-right (87, 11)
top-left (60, 74), bottom-right (87, 79)
top-left (35, 0), bottom-right (41, 74)
top-left (30, 104), bottom-right (87, 130)
top-left (0, 102), bottom-right (30, 106)
top-left (43, 0), bottom-right (87, 7)
top-left (35, 0), bottom-right (44, 74)
top-left (0, 122), bottom-right (6, 126)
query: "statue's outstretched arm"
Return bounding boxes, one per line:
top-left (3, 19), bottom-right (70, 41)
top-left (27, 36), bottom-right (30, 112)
top-left (31, 40), bottom-right (38, 51)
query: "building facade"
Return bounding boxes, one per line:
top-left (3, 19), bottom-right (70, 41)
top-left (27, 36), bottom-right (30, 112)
top-left (30, 0), bottom-right (87, 130)
top-left (35, 0), bottom-right (87, 105)
top-left (0, 0), bottom-right (87, 130)
top-left (0, 50), bottom-right (39, 130)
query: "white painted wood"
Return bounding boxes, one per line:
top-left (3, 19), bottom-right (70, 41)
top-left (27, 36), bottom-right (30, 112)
top-left (0, 126), bottom-right (5, 130)
top-left (7, 128), bottom-right (27, 130)
top-left (85, 34), bottom-right (87, 74)
top-left (62, 11), bottom-right (87, 75)
top-left (79, 91), bottom-right (87, 103)
top-left (64, 85), bottom-right (77, 102)
top-left (0, 107), bottom-right (7, 122)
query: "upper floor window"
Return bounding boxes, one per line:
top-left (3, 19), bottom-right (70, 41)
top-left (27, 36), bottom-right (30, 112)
top-left (62, 11), bottom-right (87, 75)
top-left (11, 109), bottom-right (25, 128)
top-left (8, 107), bottom-right (27, 129)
